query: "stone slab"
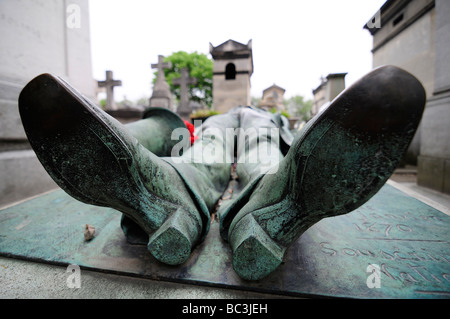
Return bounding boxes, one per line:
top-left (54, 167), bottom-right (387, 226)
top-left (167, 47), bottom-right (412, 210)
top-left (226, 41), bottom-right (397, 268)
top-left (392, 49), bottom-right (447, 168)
top-left (0, 184), bottom-right (449, 299)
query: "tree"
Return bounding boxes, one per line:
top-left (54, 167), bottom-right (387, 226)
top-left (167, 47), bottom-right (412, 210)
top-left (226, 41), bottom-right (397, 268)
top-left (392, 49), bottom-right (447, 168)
top-left (285, 95), bottom-right (313, 121)
top-left (153, 51), bottom-right (213, 108)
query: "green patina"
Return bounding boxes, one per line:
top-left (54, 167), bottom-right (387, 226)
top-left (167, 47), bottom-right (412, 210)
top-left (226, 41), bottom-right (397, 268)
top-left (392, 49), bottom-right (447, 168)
top-left (14, 66), bottom-right (433, 282)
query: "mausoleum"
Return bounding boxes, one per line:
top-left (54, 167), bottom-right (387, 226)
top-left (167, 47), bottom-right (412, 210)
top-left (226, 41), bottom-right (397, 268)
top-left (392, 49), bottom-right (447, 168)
top-left (210, 39), bottom-right (253, 113)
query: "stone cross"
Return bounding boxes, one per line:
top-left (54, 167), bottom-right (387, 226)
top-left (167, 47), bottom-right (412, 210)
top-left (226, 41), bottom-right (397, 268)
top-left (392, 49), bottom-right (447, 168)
top-left (173, 68), bottom-right (197, 119)
top-left (98, 70), bottom-right (122, 110)
top-left (149, 55), bottom-right (173, 110)
top-left (151, 55), bottom-right (172, 83)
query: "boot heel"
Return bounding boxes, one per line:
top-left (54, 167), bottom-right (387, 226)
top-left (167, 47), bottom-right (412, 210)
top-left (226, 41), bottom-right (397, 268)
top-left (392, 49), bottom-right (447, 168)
top-left (230, 214), bottom-right (285, 281)
top-left (148, 208), bottom-right (199, 265)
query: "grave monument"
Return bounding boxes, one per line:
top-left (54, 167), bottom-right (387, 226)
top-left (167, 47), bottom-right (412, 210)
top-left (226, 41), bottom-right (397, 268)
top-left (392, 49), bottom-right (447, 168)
top-left (173, 67), bottom-right (197, 120)
top-left (0, 3), bottom-right (448, 292)
top-left (8, 64), bottom-right (446, 292)
top-left (210, 39), bottom-right (253, 113)
top-left (149, 55), bottom-right (173, 110)
top-left (97, 70), bottom-right (122, 110)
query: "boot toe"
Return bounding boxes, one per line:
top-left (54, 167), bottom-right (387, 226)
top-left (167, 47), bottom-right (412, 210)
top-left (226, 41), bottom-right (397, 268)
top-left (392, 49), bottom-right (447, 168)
top-left (230, 214), bottom-right (285, 281)
top-left (148, 227), bottom-right (192, 266)
top-left (147, 208), bottom-right (198, 265)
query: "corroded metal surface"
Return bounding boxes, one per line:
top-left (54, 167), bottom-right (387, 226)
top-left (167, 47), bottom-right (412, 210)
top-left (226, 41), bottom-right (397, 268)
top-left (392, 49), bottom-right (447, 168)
top-left (220, 66), bottom-right (426, 280)
top-left (15, 67), bottom-right (434, 282)
top-left (18, 74), bottom-right (207, 266)
top-left (0, 184), bottom-right (448, 298)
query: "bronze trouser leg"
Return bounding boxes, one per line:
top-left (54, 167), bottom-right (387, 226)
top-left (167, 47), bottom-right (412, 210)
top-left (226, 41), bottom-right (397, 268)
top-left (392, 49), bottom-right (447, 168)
top-left (167, 106), bottom-right (285, 217)
top-left (234, 107), bottom-right (284, 186)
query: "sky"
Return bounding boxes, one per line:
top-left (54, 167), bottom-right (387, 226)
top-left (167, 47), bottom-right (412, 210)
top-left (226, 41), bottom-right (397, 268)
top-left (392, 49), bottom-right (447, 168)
top-left (88, 0), bottom-right (387, 103)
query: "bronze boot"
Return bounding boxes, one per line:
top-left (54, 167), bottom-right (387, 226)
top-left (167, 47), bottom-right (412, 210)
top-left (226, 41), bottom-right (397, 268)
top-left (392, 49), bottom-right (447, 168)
top-left (18, 74), bottom-right (208, 266)
top-left (119, 107), bottom-right (190, 245)
top-left (226, 66), bottom-right (426, 280)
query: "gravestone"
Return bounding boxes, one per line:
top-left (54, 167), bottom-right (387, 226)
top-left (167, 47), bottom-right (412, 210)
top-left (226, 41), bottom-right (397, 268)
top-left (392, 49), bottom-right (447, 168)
top-left (97, 70), bottom-right (122, 110)
top-left (149, 55), bottom-right (173, 110)
top-left (173, 68), bottom-right (197, 120)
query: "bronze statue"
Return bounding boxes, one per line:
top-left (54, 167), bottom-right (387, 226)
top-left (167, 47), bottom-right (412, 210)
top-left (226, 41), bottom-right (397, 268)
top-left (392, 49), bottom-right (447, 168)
top-left (18, 66), bottom-right (425, 280)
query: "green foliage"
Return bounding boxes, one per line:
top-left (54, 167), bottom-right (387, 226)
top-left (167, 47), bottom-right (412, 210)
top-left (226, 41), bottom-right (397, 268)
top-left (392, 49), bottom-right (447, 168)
top-left (99, 99), bottom-right (106, 109)
top-left (281, 110), bottom-right (291, 118)
top-left (154, 51), bottom-right (213, 108)
top-left (191, 109), bottom-right (220, 118)
top-left (268, 107), bottom-right (291, 119)
top-left (285, 95), bottom-right (313, 121)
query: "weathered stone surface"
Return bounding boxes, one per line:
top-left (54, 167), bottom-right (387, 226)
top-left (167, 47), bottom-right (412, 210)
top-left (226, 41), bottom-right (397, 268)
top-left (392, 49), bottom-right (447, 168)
top-left (0, 0), bottom-right (94, 206)
top-left (0, 150), bottom-right (57, 207)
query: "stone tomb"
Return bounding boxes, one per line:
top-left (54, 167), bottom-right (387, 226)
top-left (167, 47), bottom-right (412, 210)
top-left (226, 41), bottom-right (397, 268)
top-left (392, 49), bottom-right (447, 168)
top-left (0, 181), bottom-right (448, 298)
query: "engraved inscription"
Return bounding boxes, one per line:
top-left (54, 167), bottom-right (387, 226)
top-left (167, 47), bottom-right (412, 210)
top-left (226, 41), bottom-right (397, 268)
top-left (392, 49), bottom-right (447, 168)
top-left (352, 221), bottom-right (412, 237)
top-left (319, 242), bottom-right (450, 285)
top-left (315, 208), bottom-right (450, 289)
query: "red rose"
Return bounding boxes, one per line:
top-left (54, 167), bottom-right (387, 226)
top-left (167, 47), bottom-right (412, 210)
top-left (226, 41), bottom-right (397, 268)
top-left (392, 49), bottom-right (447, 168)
top-left (183, 120), bottom-right (198, 145)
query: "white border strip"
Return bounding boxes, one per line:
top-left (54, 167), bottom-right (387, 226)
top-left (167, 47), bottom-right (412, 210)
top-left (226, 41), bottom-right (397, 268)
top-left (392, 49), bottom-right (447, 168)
top-left (387, 180), bottom-right (450, 216)
top-left (0, 188), bottom-right (60, 211)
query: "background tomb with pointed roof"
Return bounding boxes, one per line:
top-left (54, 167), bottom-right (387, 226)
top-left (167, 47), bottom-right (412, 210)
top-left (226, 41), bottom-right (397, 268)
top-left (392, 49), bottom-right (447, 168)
top-left (210, 39), bottom-right (253, 113)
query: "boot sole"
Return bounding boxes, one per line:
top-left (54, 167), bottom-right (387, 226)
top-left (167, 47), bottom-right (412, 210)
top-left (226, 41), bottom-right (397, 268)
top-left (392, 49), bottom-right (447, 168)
top-left (229, 66), bottom-right (426, 280)
top-left (19, 74), bottom-right (196, 265)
